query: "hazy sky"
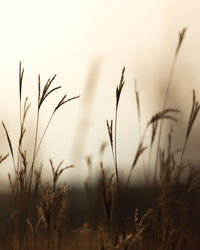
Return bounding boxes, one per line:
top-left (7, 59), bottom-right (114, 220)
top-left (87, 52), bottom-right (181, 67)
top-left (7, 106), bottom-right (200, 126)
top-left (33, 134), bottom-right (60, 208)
top-left (0, 1), bottom-right (200, 186)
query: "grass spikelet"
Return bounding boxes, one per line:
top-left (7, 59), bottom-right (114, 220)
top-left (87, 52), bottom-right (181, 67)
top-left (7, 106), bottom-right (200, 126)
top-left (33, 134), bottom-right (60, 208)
top-left (19, 97), bottom-right (30, 147)
top-left (176, 27), bottom-right (187, 55)
top-left (19, 61), bottom-right (24, 102)
top-left (18, 149), bottom-right (28, 172)
top-left (148, 109), bottom-right (179, 150)
top-left (53, 94), bottom-right (80, 114)
top-left (37, 205), bottom-right (48, 229)
top-left (116, 67), bottom-right (125, 109)
top-left (99, 142), bottom-right (108, 157)
top-left (135, 208), bottom-right (152, 232)
top-left (38, 74), bottom-right (61, 110)
top-left (186, 90), bottom-right (200, 139)
top-left (49, 159), bottom-right (74, 190)
top-left (134, 79), bottom-right (141, 122)
top-left (106, 120), bottom-right (113, 149)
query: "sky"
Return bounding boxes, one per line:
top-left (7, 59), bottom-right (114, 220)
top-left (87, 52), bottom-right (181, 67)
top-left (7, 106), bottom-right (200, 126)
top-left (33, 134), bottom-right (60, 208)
top-left (0, 0), bottom-right (200, 187)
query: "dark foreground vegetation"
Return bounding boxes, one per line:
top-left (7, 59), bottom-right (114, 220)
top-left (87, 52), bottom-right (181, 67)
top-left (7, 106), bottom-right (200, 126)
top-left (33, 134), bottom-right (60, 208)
top-left (0, 182), bottom-right (199, 250)
top-left (0, 28), bottom-right (200, 249)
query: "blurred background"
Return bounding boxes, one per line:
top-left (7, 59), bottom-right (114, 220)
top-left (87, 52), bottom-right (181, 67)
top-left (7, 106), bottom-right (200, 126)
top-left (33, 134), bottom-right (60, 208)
top-left (0, 0), bottom-right (200, 188)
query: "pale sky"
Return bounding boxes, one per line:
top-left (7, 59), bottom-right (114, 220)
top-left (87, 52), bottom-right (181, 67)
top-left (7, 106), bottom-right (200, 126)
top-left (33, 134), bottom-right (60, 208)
top-left (0, 0), bottom-right (200, 186)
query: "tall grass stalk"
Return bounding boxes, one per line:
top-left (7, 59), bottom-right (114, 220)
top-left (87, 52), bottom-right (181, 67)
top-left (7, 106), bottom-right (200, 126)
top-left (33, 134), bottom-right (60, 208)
top-left (134, 81), bottom-right (149, 185)
top-left (154, 28), bottom-right (187, 183)
top-left (107, 67), bottom-right (126, 239)
top-left (18, 61), bottom-right (24, 172)
top-left (2, 64), bottom-right (79, 249)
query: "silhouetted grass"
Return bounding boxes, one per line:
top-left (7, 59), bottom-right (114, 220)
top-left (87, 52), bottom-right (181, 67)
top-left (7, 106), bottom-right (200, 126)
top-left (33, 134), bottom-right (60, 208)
top-left (0, 28), bottom-right (199, 250)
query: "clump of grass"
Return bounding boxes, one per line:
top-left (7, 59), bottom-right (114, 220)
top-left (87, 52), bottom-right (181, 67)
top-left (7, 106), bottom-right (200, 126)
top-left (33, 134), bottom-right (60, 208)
top-left (2, 62), bottom-right (79, 249)
top-left (0, 28), bottom-right (200, 250)
top-left (127, 108), bottom-right (179, 186)
top-left (99, 27), bottom-right (200, 250)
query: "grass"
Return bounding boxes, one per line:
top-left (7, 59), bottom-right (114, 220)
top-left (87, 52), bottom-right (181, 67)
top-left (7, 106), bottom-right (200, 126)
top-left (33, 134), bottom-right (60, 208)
top-left (0, 28), bottom-right (200, 249)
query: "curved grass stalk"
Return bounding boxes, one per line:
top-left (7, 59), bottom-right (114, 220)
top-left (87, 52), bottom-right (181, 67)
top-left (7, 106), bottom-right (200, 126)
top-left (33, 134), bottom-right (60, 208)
top-left (154, 28), bottom-right (187, 183)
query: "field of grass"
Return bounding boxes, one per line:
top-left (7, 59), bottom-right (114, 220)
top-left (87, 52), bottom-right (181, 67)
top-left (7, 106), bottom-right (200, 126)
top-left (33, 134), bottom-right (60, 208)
top-left (0, 28), bottom-right (200, 250)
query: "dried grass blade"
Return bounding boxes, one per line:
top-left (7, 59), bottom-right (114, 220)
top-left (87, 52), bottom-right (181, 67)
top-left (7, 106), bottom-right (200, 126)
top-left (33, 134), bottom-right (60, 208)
top-left (127, 142), bottom-right (147, 186)
top-left (0, 153), bottom-right (9, 163)
top-left (148, 109), bottom-right (179, 126)
top-left (19, 61), bottom-right (24, 101)
top-left (106, 120), bottom-right (113, 149)
top-left (38, 74), bottom-right (41, 107)
top-left (2, 122), bottom-right (14, 160)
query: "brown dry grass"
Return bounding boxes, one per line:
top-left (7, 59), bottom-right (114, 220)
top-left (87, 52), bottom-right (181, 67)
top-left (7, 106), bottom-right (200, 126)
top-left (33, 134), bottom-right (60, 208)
top-left (0, 28), bottom-right (199, 250)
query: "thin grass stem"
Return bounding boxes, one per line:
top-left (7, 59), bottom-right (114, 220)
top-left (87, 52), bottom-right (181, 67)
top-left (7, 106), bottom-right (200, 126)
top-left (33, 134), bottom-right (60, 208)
top-left (154, 28), bottom-right (186, 183)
